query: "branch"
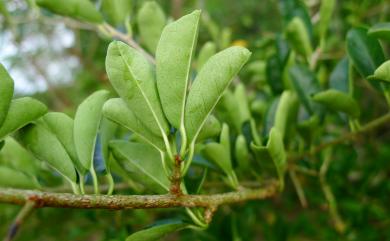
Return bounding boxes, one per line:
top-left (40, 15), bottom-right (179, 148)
top-left (0, 181), bottom-right (278, 210)
top-left (4, 201), bottom-right (36, 241)
top-left (289, 112), bottom-right (390, 162)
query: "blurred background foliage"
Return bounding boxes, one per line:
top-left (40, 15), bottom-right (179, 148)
top-left (0, 0), bottom-right (390, 240)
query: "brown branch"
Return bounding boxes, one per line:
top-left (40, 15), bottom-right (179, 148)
top-left (0, 180), bottom-right (278, 210)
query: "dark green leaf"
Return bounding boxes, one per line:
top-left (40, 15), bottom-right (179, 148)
top-left (368, 22), bottom-right (390, 41)
top-left (329, 57), bottom-right (349, 93)
top-left (126, 220), bottom-right (189, 241)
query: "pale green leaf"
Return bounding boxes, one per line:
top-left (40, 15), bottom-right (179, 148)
top-left (0, 63), bottom-right (14, 127)
top-left (137, 1), bottom-right (166, 53)
top-left (43, 112), bottom-right (85, 173)
top-left (110, 140), bottom-right (169, 193)
top-left (74, 90), bottom-right (110, 172)
top-left (368, 60), bottom-right (390, 83)
top-left (106, 41), bottom-right (169, 137)
top-left (368, 22), bottom-right (390, 41)
top-left (274, 90), bottom-right (299, 138)
top-left (156, 10), bottom-right (200, 128)
top-left (286, 17), bottom-right (312, 58)
top-left (234, 83), bottom-right (251, 127)
top-left (201, 142), bottom-right (231, 175)
top-left (196, 115), bottom-right (221, 142)
top-left (101, 0), bottom-right (131, 26)
top-left (100, 117), bottom-right (118, 173)
top-left (0, 97), bottom-right (47, 140)
top-left (19, 123), bottom-right (77, 183)
top-left (102, 98), bottom-right (165, 150)
top-left (235, 134), bottom-right (249, 170)
top-left (184, 46), bottom-right (251, 143)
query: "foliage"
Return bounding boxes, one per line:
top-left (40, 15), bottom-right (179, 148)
top-left (0, 0), bottom-right (390, 240)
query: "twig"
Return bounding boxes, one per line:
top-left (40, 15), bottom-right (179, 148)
top-left (4, 200), bottom-right (36, 241)
top-left (0, 180), bottom-right (278, 210)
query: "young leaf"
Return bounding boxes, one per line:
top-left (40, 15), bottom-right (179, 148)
top-left (102, 98), bottom-right (165, 150)
top-left (74, 90), bottom-right (110, 172)
top-left (289, 65), bottom-right (321, 114)
top-left (368, 60), bottom-right (390, 83)
top-left (0, 97), bottom-right (47, 140)
top-left (368, 22), bottom-right (390, 41)
top-left (137, 1), bottom-right (166, 53)
top-left (126, 220), bottom-right (189, 241)
top-left (312, 89), bottom-right (360, 118)
top-left (251, 128), bottom-right (286, 189)
top-left (196, 115), bottom-right (221, 142)
top-left (274, 90), bottom-right (299, 139)
top-left (184, 46), bottom-right (251, 143)
top-left (156, 10), bottom-right (201, 129)
top-left (220, 123), bottom-right (230, 155)
top-left (234, 83), bottom-right (251, 126)
top-left (197, 41), bottom-right (217, 70)
top-left (286, 17), bottom-right (312, 58)
top-left (0, 166), bottom-right (40, 189)
top-left (36, 0), bottom-right (103, 23)
top-left (43, 112), bottom-right (85, 173)
top-left (110, 140), bottom-right (169, 193)
top-left (0, 63), bottom-right (14, 127)
top-left (318, 0), bottom-right (335, 42)
top-left (216, 90), bottom-right (242, 133)
top-left (201, 143), bottom-right (231, 175)
top-left (101, 0), bottom-right (131, 26)
top-left (106, 41), bottom-right (169, 137)
top-left (235, 134), bottom-right (249, 170)
top-left (19, 123), bottom-right (77, 183)
top-left (346, 27), bottom-right (385, 79)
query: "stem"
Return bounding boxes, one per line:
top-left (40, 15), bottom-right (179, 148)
top-left (4, 200), bottom-right (36, 241)
top-left (90, 167), bottom-right (100, 195)
top-left (79, 174), bottom-right (85, 195)
top-left (0, 180), bottom-right (279, 210)
top-left (105, 173), bottom-right (115, 195)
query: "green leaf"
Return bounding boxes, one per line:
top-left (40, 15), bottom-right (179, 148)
top-left (100, 117), bottom-right (118, 173)
top-left (42, 112), bottom-right (85, 173)
top-left (368, 22), bottom-right (390, 41)
top-left (251, 128), bottom-right (286, 189)
top-left (102, 98), bottom-right (165, 150)
top-left (101, 0), bottom-right (131, 26)
top-left (156, 10), bottom-right (201, 129)
top-left (220, 123), bottom-right (230, 156)
top-left (346, 27), bottom-right (385, 78)
top-left (274, 90), bottom-right (299, 139)
top-left (197, 41), bottom-right (217, 70)
top-left (312, 89), bottom-right (360, 118)
top-left (318, 0), bottom-right (335, 41)
top-left (126, 220), bottom-right (189, 241)
top-left (0, 137), bottom-right (40, 177)
top-left (0, 97), bottom-right (47, 140)
top-left (368, 60), bottom-right (390, 83)
top-left (216, 90), bottom-right (241, 133)
top-left (196, 115), bottom-right (221, 142)
top-left (201, 143), bottom-right (231, 175)
top-left (329, 57), bottom-right (349, 93)
top-left (285, 17), bottom-right (312, 58)
top-left (74, 90), bottom-right (110, 172)
top-left (234, 83), bottom-right (251, 126)
top-left (266, 55), bottom-right (285, 95)
top-left (19, 123), bottom-right (77, 183)
top-left (0, 166), bottom-right (40, 189)
top-left (110, 140), bottom-right (169, 193)
top-left (0, 64), bottom-right (14, 127)
top-left (280, 0), bottom-right (313, 38)
top-left (235, 134), bottom-right (249, 170)
top-left (289, 65), bottom-right (321, 114)
top-left (137, 1), bottom-right (166, 53)
top-left (36, 0), bottom-right (103, 23)
top-left (184, 46), bottom-right (251, 143)
top-left (106, 41), bottom-right (169, 137)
